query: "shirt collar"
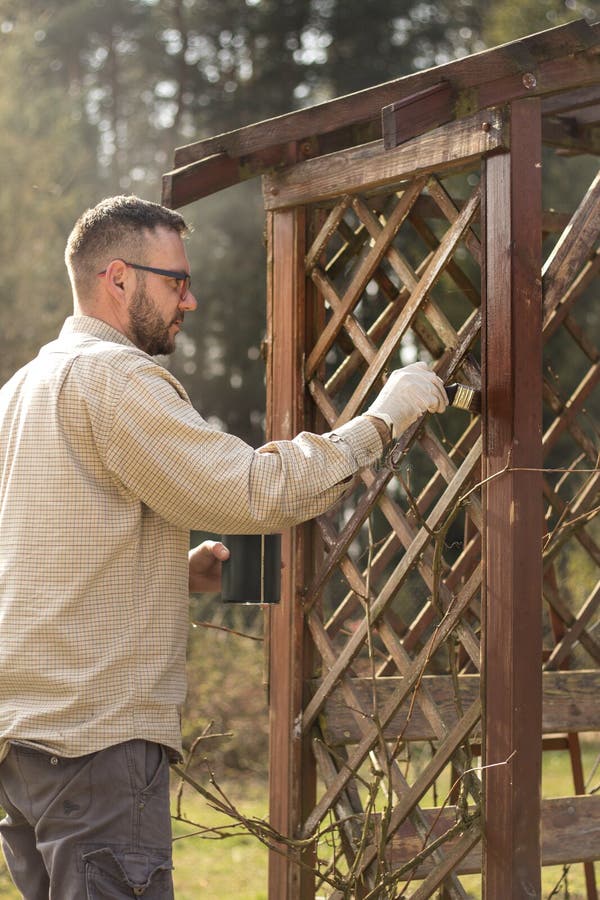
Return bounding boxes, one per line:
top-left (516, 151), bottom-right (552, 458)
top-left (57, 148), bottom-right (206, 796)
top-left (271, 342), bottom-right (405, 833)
top-left (60, 315), bottom-right (137, 349)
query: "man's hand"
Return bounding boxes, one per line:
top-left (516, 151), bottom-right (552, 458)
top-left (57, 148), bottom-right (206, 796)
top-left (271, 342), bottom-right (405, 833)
top-left (188, 540), bottom-right (230, 593)
top-left (365, 362), bottom-right (447, 438)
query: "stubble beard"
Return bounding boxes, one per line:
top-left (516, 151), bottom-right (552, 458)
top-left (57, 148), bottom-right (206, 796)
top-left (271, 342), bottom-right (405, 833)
top-left (129, 282), bottom-right (180, 356)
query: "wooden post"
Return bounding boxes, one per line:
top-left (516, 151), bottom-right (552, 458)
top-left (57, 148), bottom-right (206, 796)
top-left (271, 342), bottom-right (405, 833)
top-left (266, 208), bottom-right (316, 900)
top-left (482, 98), bottom-right (543, 898)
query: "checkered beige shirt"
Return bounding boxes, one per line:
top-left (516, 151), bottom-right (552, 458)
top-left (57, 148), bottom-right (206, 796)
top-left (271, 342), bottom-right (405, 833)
top-left (0, 316), bottom-right (383, 759)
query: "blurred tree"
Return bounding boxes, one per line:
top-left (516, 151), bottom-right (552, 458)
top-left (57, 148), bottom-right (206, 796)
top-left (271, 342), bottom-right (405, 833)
top-left (482, 0), bottom-right (595, 46)
top-left (0, 9), bottom-right (98, 384)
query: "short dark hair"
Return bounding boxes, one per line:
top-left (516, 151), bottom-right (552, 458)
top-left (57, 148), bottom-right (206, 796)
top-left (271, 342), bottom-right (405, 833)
top-left (65, 195), bottom-right (189, 298)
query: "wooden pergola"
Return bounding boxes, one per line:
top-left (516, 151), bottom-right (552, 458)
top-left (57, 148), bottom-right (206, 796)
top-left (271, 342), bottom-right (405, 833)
top-left (164, 20), bottom-right (600, 899)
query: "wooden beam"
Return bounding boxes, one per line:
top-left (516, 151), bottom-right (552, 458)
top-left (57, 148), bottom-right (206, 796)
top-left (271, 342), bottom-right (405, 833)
top-left (162, 153), bottom-right (239, 208)
top-left (317, 670), bottom-right (600, 744)
top-left (482, 98), bottom-right (544, 899)
top-left (266, 207), bottom-right (315, 900)
top-left (542, 116), bottom-right (600, 155)
top-left (263, 108), bottom-right (505, 210)
top-left (173, 20), bottom-right (597, 169)
top-left (542, 82), bottom-right (600, 116)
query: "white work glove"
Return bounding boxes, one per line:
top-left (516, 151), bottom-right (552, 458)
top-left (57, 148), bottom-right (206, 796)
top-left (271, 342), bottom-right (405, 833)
top-left (365, 362), bottom-right (448, 439)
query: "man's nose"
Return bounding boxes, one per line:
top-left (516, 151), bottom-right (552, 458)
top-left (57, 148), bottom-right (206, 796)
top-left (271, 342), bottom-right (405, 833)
top-left (180, 289), bottom-right (197, 311)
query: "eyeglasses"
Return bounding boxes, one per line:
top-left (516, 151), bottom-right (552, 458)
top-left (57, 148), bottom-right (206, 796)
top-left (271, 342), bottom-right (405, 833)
top-left (98, 260), bottom-right (192, 300)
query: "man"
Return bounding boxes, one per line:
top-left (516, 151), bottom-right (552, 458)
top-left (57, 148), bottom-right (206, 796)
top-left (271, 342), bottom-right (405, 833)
top-left (0, 195), bottom-right (447, 898)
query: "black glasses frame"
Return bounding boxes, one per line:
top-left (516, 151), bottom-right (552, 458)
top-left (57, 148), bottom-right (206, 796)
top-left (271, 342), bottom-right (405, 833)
top-left (98, 260), bottom-right (191, 299)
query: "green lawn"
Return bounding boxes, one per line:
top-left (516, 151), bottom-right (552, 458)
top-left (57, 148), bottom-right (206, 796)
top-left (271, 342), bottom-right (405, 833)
top-left (171, 776), bottom-right (268, 900)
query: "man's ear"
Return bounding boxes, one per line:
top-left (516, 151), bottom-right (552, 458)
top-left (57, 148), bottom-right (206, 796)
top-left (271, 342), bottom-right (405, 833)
top-left (102, 259), bottom-right (131, 301)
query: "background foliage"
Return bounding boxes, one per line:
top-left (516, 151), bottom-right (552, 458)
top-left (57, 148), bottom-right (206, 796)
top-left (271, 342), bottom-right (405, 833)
top-left (0, 0), bottom-right (596, 776)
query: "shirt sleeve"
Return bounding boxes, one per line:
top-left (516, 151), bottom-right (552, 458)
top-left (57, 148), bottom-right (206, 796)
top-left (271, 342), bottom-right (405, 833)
top-left (100, 360), bottom-right (384, 533)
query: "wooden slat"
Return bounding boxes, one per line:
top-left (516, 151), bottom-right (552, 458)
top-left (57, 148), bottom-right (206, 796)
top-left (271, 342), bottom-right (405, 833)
top-left (543, 573), bottom-right (600, 668)
top-left (546, 580), bottom-right (600, 670)
top-left (542, 115), bottom-right (600, 154)
top-left (542, 169), bottom-right (600, 319)
top-left (482, 97), bottom-right (544, 898)
top-left (408, 826), bottom-right (482, 900)
top-left (543, 250), bottom-right (600, 338)
top-left (304, 195), bottom-right (352, 272)
top-left (263, 109), bottom-right (504, 211)
top-left (384, 795), bottom-right (600, 876)
top-left (382, 81), bottom-right (455, 149)
top-left (543, 377), bottom-right (599, 464)
top-left (162, 152), bottom-right (243, 209)
top-left (543, 361), bottom-right (600, 452)
top-left (317, 670), bottom-right (600, 744)
top-left (542, 83), bottom-right (600, 116)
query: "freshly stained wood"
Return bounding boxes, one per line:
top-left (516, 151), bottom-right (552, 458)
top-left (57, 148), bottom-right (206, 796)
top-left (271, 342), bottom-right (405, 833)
top-left (266, 208), bottom-right (318, 900)
top-left (482, 98), bottom-right (544, 898)
top-left (263, 109), bottom-right (504, 210)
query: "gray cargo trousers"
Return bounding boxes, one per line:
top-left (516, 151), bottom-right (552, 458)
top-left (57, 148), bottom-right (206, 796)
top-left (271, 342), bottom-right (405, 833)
top-left (0, 740), bottom-right (174, 899)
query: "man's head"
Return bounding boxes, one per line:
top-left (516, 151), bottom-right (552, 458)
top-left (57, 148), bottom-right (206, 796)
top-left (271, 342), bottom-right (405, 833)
top-left (65, 195), bottom-right (196, 355)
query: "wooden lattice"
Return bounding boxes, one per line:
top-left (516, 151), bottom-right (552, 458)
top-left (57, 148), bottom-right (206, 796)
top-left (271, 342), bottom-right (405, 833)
top-left (264, 104), bottom-right (599, 899)
top-left (276, 151), bottom-right (485, 900)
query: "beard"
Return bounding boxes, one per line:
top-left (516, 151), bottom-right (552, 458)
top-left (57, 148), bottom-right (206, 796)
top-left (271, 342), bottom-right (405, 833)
top-left (128, 282), bottom-right (181, 356)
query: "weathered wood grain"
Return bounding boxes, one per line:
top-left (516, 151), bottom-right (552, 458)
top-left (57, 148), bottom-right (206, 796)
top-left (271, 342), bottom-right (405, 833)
top-left (382, 82), bottom-right (455, 149)
top-left (317, 670), bottom-right (600, 743)
top-left (263, 109), bottom-right (504, 211)
top-left (383, 795), bottom-right (600, 876)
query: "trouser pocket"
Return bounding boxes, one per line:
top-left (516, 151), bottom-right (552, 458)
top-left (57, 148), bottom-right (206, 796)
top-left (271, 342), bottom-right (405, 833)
top-left (83, 847), bottom-right (173, 899)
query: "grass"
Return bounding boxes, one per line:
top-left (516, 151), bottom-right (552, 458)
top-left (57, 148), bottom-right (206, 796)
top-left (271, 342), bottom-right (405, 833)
top-left (171, 775), bottom-right (268, 900)
top-left (0, 744), bottom-right (598, 898)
